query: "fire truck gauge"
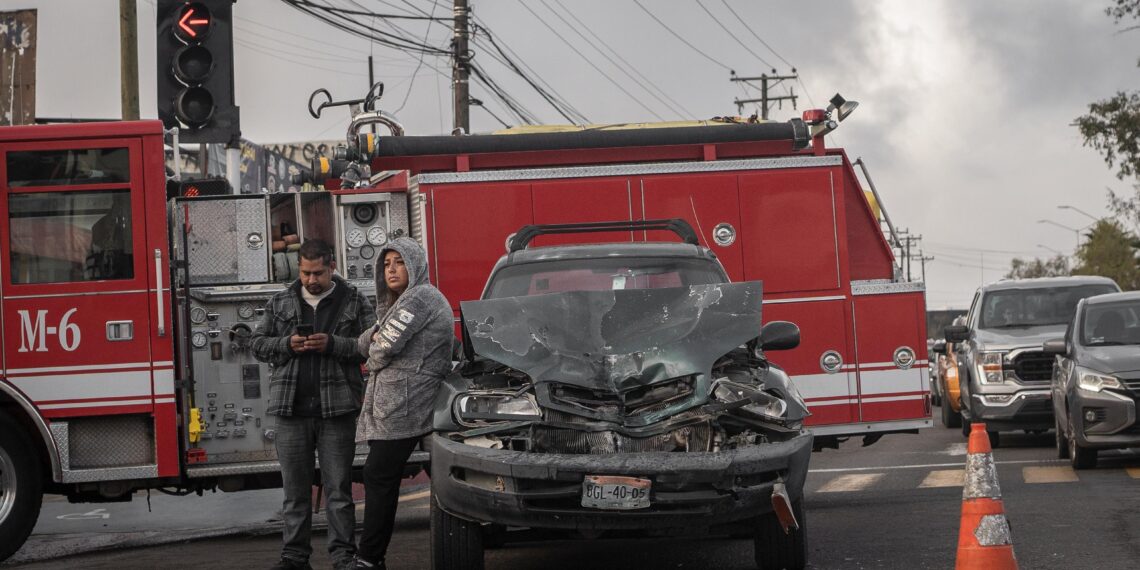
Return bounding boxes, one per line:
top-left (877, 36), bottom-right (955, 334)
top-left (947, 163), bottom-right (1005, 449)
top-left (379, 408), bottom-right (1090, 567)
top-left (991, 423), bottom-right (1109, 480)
top-left (352, 204), bottom-right (377, 225)
top-left (346, 228), bottom-right (366, 248)
top-left (238, 303), bottom-right (255, 319)
top-left (191, 331), bottom-right (208, 349)
top-left (367, 226), bottom-right (387, 246)
top-left (190, 306), bottom-right (208, 324)
top-left (359, 245), bottom-right (376, 260)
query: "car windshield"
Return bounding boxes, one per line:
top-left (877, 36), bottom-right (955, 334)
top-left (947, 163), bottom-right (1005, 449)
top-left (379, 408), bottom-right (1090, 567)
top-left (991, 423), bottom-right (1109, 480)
top-left (979, 284), bottom-right (1118, 329)
top-left (484, 257), bottom-right (727, 299)
top-left (1081, 300), bottom-right (1140, 346)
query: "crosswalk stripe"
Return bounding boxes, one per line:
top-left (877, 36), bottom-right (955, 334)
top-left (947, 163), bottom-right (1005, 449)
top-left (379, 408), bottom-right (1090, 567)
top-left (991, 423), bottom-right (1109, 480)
top-left (1023, 466), bottom-right (1079, 483)
top-left (818, 473), bottom-right (884, 493)
top-left (919, 469), bottom-right (964, 488)
top-left (1126, 468), bottom-right (1140, 479)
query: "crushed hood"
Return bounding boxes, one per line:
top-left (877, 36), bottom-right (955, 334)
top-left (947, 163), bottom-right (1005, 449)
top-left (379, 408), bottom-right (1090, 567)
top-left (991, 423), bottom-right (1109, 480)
top-left (461, 282), bottom-right (763, 391)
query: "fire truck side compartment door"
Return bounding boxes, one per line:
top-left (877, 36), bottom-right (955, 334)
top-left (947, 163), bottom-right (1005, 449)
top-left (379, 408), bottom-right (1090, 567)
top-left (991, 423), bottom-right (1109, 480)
top-left (639, 173), bottom-right (744, 281)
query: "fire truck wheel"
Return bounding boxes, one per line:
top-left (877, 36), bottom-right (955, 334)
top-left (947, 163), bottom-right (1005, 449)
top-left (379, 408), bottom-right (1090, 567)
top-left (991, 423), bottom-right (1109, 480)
top-left (940, 399), bottom-right (961, 429)
top-left (430, 495), bottom-right (484, 570)
top-left (0, 415), bottom-right (44, 563)
top-left (754, 499), bottom-right (807, 570)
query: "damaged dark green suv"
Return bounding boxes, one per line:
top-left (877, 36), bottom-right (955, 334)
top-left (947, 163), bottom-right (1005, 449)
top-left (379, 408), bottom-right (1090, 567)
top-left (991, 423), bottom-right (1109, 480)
top-left (428, 220), bottom-right (813, 570)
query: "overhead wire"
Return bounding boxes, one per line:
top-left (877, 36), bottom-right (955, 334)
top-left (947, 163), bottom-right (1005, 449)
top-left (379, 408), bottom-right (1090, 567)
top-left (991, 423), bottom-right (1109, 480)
top-left (632, 0), bottom-right (733, 73)
top-left (719, 0), bottom-right (794, 70)
top-left (278, 0), bottom-right (449, 54)
top-left (473, 23), bottom-right (589, 124)
top-left (696, 0), bottom-right (776, 71)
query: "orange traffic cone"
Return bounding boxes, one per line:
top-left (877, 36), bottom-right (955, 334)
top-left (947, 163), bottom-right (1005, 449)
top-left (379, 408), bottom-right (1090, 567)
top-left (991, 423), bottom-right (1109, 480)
top-left (956, 423), bottom-right (1018, 569)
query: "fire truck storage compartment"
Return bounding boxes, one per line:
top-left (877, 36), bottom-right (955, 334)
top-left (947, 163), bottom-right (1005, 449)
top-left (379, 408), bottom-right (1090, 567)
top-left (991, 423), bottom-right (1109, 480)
top-left (173, 195), bottom-right (270, 285)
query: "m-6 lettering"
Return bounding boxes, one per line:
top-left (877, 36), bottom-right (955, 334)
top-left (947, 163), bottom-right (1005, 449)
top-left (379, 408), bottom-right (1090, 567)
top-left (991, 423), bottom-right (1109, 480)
top-left (17, 308), bottom-right (82, 352)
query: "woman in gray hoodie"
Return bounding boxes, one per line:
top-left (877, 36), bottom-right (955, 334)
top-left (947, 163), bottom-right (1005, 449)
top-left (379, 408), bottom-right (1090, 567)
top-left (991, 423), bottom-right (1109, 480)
top-left (352, 237), bottom-right (453, 569)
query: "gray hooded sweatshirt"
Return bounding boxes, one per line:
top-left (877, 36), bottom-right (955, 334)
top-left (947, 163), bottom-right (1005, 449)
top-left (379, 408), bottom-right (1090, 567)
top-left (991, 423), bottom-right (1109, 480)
top-left (356, 237), bottom-right (453, 441)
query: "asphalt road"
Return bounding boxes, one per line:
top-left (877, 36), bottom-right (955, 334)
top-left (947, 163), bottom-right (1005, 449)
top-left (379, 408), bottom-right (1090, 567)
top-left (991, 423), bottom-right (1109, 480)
top-left (8, 407), bottom-right (1140, 569)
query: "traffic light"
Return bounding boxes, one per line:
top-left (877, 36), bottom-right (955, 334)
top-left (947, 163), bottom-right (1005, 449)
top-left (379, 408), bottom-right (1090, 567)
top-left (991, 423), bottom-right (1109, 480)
top-left (157, 0), bottom-right (239, 145)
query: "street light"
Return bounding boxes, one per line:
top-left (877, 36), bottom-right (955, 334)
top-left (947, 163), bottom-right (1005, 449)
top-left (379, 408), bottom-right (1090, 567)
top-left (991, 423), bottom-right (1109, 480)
top-left (1037, 218), bottom-right (1080, 250)
top-left (1058, 205), bottom-right (1100, 224)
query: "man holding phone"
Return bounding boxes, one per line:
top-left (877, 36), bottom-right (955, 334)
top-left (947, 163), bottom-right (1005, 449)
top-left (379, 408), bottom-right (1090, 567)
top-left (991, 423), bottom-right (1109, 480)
top-left (252, 239), bottom-right (374, 570)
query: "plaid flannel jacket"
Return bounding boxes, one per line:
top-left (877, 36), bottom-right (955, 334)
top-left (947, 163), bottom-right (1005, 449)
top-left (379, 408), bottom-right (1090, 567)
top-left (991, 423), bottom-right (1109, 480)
top-left (250, 276), bottom-right (373, 418)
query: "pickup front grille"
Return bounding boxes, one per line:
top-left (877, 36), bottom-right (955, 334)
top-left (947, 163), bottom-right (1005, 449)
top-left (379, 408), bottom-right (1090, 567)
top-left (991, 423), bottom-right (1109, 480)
top-left (1012, 351), bottom-right (1053, 382)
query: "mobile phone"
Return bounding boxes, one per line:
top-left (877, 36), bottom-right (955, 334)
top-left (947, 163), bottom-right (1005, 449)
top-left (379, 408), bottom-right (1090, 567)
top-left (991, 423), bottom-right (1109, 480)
top-left (295, 324), bottom-right (314, 337)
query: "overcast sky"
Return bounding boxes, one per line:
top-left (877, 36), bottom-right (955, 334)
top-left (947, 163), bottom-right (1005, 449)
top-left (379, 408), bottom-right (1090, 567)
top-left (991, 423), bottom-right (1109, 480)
top-left (4, 0), bottom-right (1138, 309)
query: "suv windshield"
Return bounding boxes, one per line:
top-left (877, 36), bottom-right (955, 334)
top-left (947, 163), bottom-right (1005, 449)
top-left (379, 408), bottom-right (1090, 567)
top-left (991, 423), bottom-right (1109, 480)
top-left (1082, 300), bottom-right (1140, 346)
top-left (979, 284), bottom-right (1118, 329)
top-left (484, 257), bottom-right (727, 299)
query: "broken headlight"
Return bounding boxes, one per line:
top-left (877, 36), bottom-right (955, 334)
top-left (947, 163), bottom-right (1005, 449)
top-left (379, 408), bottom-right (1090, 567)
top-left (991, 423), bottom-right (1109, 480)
top-left (453, 390), bottom-right (542, 426)
top-left (712, 379), bottom-right (787, 421)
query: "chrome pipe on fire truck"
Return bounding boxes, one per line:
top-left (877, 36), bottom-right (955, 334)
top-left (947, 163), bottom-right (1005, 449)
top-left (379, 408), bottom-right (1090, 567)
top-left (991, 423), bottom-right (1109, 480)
top-left (347, 110), bottom-right (405, 145)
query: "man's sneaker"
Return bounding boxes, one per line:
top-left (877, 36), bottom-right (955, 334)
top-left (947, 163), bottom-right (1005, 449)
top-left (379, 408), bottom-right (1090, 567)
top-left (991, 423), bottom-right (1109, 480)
top-left (346, 557), bottom-right (385, 570)
top-left (270, 557), bottom-right (313, 570)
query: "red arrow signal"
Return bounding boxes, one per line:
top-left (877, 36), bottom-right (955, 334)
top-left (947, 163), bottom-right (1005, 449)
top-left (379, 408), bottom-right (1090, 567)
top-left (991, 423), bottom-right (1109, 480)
top-left (174, 3), bottom-right (212, 43)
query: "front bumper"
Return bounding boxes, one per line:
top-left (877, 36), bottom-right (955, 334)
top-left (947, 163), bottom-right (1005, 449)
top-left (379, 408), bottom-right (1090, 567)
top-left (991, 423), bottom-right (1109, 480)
top-left (1070, 389), bottom-right (1140, 450)
top-left (430, 431), bottom-right (813, 532)
top-left (968, 388), bottom-right (1053, 431)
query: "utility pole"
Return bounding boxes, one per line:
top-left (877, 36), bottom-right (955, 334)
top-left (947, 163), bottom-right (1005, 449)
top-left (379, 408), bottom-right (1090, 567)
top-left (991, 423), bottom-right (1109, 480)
top-left (452, 0), bottom-right (470, 134)
top-left (119, 0), bottom-right (139, 120)
top-left (730, 72), bottom-right (797, 119)
top-left (919, 255), bottom-right (933, 283)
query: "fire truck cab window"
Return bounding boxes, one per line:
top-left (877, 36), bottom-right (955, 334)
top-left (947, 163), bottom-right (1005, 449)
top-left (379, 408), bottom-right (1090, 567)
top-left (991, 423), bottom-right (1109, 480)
top-left (7, 190), bottom-right (134, 284)
top-left (6, 148), bottom-right (130, 187)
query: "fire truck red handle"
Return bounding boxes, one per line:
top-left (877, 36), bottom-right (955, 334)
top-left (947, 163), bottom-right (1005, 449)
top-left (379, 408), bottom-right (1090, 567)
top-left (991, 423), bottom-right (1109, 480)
top-left (155, 249), bottom-right (166, 337)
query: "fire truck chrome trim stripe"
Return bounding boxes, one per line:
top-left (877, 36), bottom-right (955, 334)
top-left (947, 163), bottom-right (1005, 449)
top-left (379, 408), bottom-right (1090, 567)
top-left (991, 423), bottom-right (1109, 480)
top-left (61, 464), bottom-right (159, 484)
top-left (850, 280), bottom-right (925, 295)
top-left (809, 418), bottom-right (933, 436)
top-left (155, 249), bottom-right (166, 336)
top-left (5, 362), bottom-right (168, 375)
top-left (412, 155), bottom-right (845, 185)
top-left (762, 295), bottom-right (846, 304)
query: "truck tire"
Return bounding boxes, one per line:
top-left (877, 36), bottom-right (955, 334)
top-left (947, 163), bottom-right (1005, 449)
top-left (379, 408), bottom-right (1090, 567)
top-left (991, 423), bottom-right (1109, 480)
top-left (0, 414), bottom-right (43, 563)
top-left (940, 399), bottom-right (961, 429)
top-left (754, 499), bottom-right (807, 570)
top-left (430, 496), bottom-right (484, 570)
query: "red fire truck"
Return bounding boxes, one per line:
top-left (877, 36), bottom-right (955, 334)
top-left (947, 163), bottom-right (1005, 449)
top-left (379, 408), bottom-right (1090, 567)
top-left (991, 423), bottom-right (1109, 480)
top-left (0, 106), bottom-right (929, 562)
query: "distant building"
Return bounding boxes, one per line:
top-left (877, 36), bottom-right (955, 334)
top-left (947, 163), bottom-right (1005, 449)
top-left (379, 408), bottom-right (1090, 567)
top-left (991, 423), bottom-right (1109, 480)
top-left (927, 308), bottom-right (967, 340)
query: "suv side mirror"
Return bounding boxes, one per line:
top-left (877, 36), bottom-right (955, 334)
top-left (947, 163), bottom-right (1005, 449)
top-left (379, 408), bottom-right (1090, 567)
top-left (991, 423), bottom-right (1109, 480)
top-left (760, 321), bottom-right (800, 351)
top-left (930, 340), bottom-right (947, 356)
top-left (944, 325), bottom-right (970, 343)
top-left (1042, 338), bottom-right (1067, 355)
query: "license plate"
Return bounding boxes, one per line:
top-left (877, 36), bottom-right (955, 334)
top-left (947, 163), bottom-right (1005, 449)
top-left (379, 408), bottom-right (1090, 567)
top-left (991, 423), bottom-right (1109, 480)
top-left (581, 475), bottom-right (651, 510)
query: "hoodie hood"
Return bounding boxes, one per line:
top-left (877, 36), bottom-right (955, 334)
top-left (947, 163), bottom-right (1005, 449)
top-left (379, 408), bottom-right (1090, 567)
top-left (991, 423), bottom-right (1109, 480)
top-left (374, 236), bottom-right (430, 297)
top-left (460, 282), bottom-right (763, 392)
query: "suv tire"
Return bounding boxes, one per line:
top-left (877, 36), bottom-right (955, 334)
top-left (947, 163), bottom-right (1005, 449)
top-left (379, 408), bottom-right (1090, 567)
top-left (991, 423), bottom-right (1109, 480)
top-left (430, 496), bottom-right (484, 570)
top-left (1068, 431), bottom-right (1097, 470)
top-left (1054, 416), bottom-right (1069, 459)
top-left (941, 399), bottom-right (961, 429)
top-left (754, 499), bottom-right (807, 570)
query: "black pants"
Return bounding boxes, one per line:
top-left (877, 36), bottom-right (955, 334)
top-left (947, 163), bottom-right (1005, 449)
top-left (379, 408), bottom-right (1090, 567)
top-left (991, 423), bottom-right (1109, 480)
top-left (358, 436), bottom-right (421, 564)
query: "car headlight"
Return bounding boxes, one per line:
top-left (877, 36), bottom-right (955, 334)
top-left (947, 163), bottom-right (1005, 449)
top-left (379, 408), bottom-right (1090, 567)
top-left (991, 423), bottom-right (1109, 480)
top-left (1077, 371), bottom-right (1123, 393)
top-left (712, 379), bottom-right (787, 421)
top-left (977, 351), bottom-right (1007, 384)
top-left (453, 391), bottom-right (542, 426)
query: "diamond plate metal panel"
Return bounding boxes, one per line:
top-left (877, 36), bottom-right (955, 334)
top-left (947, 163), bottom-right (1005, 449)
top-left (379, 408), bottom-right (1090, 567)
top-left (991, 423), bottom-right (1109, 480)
top-left (851, 279), bottom-right (925, 296)
top-left (68, 415), bottom-right (155, 468)
top-left (389, 194), bottom-right (410, 239)
top-left (176, 197), bottom-right (270, 285)
top-left (412, 155), bottom-right (844, 185)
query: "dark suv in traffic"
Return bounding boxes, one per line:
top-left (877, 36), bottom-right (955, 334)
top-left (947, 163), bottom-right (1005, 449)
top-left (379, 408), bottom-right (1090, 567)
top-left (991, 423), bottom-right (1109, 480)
top-left (945, 276), bottom-right (1120, 447)
top-left (429, 220), bottom-right (812, 570)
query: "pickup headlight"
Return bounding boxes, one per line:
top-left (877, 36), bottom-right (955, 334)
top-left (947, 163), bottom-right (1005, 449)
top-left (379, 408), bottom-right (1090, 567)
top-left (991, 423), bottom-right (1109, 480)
top-left (712, 379), bottom-right (787, 421)
top-left (977, 351), bottom-right (1008, 384)
top-left (453, 391), bottom-right (542, 426)
top-left (1077, 371), bottom-right (1123, 393)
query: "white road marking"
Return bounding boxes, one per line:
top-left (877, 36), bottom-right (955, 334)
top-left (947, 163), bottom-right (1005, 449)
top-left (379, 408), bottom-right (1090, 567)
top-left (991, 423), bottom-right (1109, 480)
top-left (818, 473), bottom-right (884, 493)
top-left (809, 458), bottom-right (1066, 474)
top-left (943, 443), bottom-right (968, 456)
top-left (919, 469), bottom-right (965, 488)
top-left (57, 508), bottom-right (110, 521)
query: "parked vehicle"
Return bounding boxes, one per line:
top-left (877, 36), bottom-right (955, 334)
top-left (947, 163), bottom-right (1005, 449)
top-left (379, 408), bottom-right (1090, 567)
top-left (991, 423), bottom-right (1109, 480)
top-left (930, 316), bottom-right (966, 428)
top-left (429, 220), bottom-right (813, 570)
top-left (1045, 291), bottom-right (1140, 469)
top-left (945, 277), bottom-right (1120, 447)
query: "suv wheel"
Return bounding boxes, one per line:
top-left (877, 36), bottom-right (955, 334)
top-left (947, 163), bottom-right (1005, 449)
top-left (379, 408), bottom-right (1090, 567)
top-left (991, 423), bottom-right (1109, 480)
top-left (941, 399), bottom-right (961, 429)
top-left (754, 499), bottom-right (807, 570)
top-left (1054, 416), bottom-right (1069, 459)
top-left (1068, 430), bottom-right (1097, 470)
top-left (430, 496), bottom-right (484, 570)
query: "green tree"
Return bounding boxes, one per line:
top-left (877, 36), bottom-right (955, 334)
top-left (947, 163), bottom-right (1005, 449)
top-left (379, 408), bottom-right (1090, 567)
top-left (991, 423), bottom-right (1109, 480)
top-left (1005, 255), bottom-right (1071, 279)
top-left (1077, 2), bottom-right (1140, 180)
top-left (1072, 219), bottom-right (1140, 289)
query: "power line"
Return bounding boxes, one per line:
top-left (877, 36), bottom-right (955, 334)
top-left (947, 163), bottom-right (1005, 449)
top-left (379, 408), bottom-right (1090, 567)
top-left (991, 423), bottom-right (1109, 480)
top-left (632, 0), bottom-right (733, 72)
top-left (290, 0), bottom-right (447, 20)
top-left (517, 0), bottom-right (666, 121)
top-left (473, 21), bottom-right (590, 123)
top-left (696, 0), bottom-right (776, 71)
top-left (719, 0), bottom-right (794, 70)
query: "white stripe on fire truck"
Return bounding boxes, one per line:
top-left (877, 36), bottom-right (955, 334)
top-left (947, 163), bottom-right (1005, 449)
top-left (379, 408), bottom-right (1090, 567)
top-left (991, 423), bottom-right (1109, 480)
top-left (153, 369), bottom-right (175, 396)
top-left (762, 295), bottom-right (847, 305)
top-left (38, 398), bottom-right (153, 410)
top-left (8, 370), bottom-right (152, 402)
top-left (5, 362), bottom-right (165, 375)
top-left (859, 393), bottom-right (927, 403)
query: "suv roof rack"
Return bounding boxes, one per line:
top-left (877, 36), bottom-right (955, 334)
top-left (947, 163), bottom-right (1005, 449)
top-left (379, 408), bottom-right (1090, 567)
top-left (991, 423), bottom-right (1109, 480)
top-left (507, 218), bottom-right (699, 252)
